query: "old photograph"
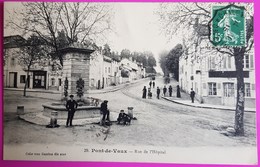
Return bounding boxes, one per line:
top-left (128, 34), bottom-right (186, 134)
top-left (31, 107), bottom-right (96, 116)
top-left (3, 2), bottom-right (257, 164)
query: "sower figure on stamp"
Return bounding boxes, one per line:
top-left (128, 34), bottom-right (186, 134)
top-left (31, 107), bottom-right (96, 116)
top-left (66, 95), bottom-right (78, 127)
top-left (190, 88), bottom-right (196, 103)
top-left (100, 100), bottom-right (110, 126)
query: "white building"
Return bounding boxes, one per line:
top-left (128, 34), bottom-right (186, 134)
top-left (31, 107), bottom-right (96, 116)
top-left (4, 35), bottom-right (145, 92)
top-left (179, 33), bottom-right (255, 108)
top-left (4, 35), bottom-right (55, 90)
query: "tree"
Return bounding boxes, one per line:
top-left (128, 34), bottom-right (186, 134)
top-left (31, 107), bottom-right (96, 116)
top-left (136, 53), bottom-right (148, 67)
top-left (159, 50), bottom-right (169, 76)
top-left (17, 34), bottom-right (48, 96)
top-left (166, 44), bottom-right (184, 81)
top-left (158, 3), bottom-right (254, 136)
top-left (147, 53), bottom-right (157, 68)
top-left (8, 2), bottom-right (112, 66)
top-left (120, 49), bottom-right (131, 59)
top-left (103, 44), bottom-right (111, 57)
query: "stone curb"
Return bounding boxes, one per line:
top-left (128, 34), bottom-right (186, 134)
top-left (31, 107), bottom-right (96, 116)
top-left (18, 111), bottom-right (119, 126)
top-left (161, 97), bottom-right (256, 113)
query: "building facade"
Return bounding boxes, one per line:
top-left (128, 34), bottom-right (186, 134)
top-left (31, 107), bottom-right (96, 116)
top-left (179, 36), bottom-right (255, 108)
top-left (4, 35), bottom-right (144, 92)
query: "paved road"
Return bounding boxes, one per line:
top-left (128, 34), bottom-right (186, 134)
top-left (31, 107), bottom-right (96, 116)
top-left (3, 77), bottom-right (256, 147)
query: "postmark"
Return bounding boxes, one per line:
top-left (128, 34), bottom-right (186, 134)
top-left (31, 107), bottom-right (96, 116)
top-left (212, 5), bottom-right (246, 47)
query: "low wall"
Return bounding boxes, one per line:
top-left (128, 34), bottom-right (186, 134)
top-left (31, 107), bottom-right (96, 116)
top-left (42, 103), bottom-right (100, 119)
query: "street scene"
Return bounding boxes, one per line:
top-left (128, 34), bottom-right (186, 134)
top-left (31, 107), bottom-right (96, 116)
top-left (3, 2), bottom-right (256, 164)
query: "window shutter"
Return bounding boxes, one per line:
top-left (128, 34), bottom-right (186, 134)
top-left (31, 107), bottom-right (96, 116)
top-left (250, 54), bottom-right (254, 68)
top-left (218, 83), bottom-right (221, 89)
top-left (203, 83), bottom-right (206, 89)
top-left (252, 84), bottom-right (255, 90)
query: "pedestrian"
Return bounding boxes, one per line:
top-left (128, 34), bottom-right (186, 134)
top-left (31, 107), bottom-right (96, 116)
top-left (66, 95), bottom-right (78, 127)
top-left (148, 88), bottom-right (152, 99)
top-left (190, 88), bottom-right (196, 103)
top-left (142, 86), bottom-right (147, 99)
top-left (177, 85), bottom-right (181, 98)
top-left (152, 81), bottom-right (155, 88)
top-left (149, 81), bottom-right (152, 88)
top-left (168, 85), bottom-right (173, 97)
top-left (156, 87), bottom-right (160, 99)
top-left (100, 100), bottom-right (110, 126)
top-left (163, 85), bottom-right (167, 97)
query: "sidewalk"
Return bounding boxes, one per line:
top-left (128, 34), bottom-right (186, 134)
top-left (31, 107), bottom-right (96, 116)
top-left (162, 96), bottom-right (256, 113)
top-left (4, 78), bottom-right (149, 97)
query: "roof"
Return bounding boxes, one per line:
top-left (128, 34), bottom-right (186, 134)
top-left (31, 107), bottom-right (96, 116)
top-left (4, 35), bottom-right (27, 49)
top-left (58, 42), bottom-right (95, 55)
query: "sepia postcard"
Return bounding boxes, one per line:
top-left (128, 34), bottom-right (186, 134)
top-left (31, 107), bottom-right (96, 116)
top-left (2, 1), bottom-right (257, 165)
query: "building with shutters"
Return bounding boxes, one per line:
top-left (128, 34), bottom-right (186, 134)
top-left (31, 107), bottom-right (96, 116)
top-left (179, 19), bottom-right (255, 108)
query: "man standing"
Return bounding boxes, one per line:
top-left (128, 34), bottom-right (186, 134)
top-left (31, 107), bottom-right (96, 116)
top-left (100, 100), bottom-right (110, 126)
top-left (163, 85), bottom-right (167, 97)
top-left (190, 88), bottom-right (196, 103)
top-left (142, 86), bottom-right (147, 99)
top-left (66, 95), bottom-right (78, 127)
top-left (177, 85), bottom-right (181, 98)
top-left (168, 85), bottom-right (173, 97)
top-left (156, 87), bottom-right (161, 99)
top-left (149, 81), bottom-right (152, 88)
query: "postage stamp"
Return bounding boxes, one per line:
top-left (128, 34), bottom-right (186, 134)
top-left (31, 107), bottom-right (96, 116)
top-left (212, 5), bottom-right (246, 47)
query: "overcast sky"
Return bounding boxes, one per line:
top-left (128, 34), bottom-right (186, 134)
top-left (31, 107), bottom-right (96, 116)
top-left (4, 2), bottom-right (183, 72)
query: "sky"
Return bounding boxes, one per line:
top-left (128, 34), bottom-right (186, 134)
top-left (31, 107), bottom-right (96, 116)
top-left (4, 2), bottom-right (183, 72)
top-left (108, 3), bottom-right (181, 72)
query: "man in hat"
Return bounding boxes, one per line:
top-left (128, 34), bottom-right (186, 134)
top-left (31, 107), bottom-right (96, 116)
top-left (100, 100), bottom-right (110, 126)
top-left (66, 95), bottom-right (78, 127)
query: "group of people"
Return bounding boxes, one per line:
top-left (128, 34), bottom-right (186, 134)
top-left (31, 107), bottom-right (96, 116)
top-left (142, 83), bottom-right (182, 99)
top-left (65, 95), bottom-right (131, 127)
top-left (65, 95), bottom-right (111, 127)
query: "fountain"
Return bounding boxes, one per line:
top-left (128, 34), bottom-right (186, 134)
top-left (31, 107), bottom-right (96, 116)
top-left (42, 43), bottom-right (101, 123)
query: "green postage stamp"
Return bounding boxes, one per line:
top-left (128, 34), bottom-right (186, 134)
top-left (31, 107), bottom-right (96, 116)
top-left (212, 5), bottom-right (246, 47)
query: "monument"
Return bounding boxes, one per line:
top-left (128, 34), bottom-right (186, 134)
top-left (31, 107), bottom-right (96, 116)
top-left (59, 42), bottom-right (95, 97)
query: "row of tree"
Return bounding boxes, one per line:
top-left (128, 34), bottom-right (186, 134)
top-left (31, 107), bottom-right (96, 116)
top-left (159, 44), bottom-right (184, 81)
top-left (7, 2), bottom-right (112, 66)
top-left (102, 44), bottom-right (157, 70)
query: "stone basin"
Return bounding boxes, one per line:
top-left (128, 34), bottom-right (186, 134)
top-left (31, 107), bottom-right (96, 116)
top-left (42, 102), bottom-right (100, 119)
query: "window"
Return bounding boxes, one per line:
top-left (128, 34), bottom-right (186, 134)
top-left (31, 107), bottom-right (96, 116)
top-left (228, 56), bottom-right (231, 69)
top-left (51, 78), bottom-right (55, 86)
top-left (245, 83), bottom-right (251, 97)
top-left (208, 82), bottom-right (217, 95)
top-left (223, 57), bottom-right (227, 69)
top-left (11, 57), bottom-right (15, 66)
top-left (20, 75), bottom-right (26, 83)
top-left (208, 56), bottom-right (216, 70)
top-left (105, 67), bottom-right (107, 73)
top-left (108, 67), bottom-right (111, 73)
top-left (244, 54), bottom-right (249, 69)
top-left (58, 79), bottom-right (62, 86)
top-left (223, 83), bottom-right (235, 97)
top-left (91, 79), bottom-right (95, 87)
